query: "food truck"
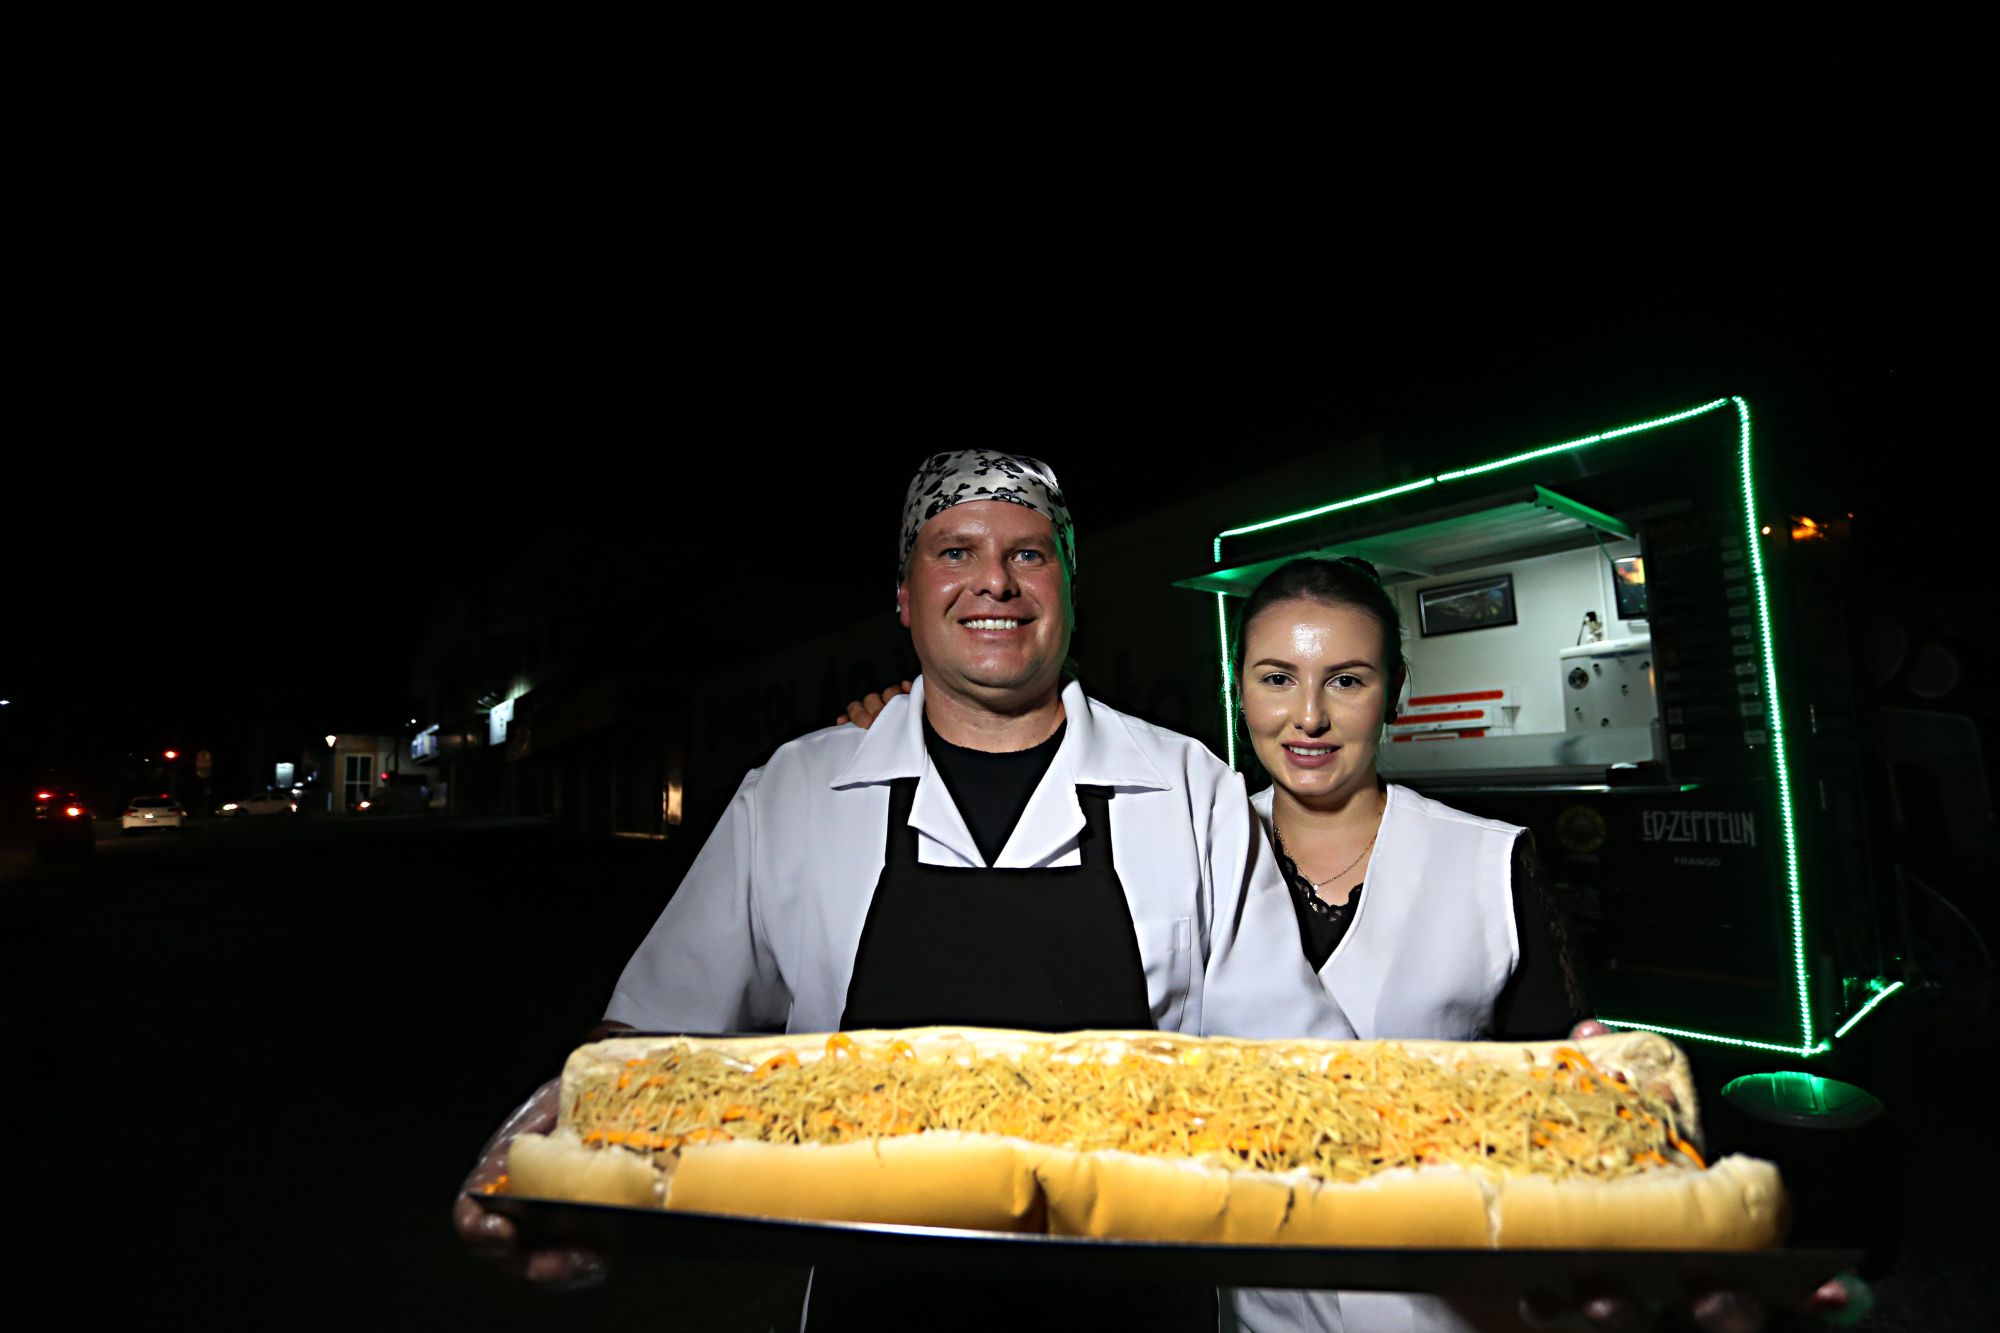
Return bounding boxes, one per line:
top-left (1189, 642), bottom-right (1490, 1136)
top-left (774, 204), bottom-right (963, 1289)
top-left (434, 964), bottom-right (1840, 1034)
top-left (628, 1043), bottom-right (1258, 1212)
top-left (1177, 396), bottom-right (1904, 1061)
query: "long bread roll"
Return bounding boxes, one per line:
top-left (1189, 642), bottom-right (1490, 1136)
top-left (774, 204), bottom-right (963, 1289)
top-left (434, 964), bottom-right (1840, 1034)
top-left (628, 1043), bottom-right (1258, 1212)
top-left (500, 1027), bottom-right (1784, 1250)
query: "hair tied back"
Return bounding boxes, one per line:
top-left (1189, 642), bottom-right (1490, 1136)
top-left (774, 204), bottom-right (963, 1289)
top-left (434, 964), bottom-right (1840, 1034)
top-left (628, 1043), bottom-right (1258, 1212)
top-left (1334, 555), bottom-right (1383, 583)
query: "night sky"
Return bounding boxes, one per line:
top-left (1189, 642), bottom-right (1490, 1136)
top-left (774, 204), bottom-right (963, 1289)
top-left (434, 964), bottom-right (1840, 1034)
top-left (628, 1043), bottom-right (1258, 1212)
top-left (13, 51), bottom-right (1975, 805)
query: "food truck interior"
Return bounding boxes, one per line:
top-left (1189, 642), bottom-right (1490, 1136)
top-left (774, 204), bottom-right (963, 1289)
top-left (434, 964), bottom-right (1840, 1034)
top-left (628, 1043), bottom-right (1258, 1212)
top-left (1178, 396), bottom-right (1904, 1072)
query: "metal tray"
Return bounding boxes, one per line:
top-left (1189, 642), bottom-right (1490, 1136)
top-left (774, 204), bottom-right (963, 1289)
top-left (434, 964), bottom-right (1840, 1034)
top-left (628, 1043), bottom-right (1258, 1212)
top-left (479, 1194), bottom-right (1856, 1302)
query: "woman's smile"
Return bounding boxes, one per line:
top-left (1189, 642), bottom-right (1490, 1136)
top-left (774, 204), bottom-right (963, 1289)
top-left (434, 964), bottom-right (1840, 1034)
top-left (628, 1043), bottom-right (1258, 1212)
top-left (1278, 741), bottom-right (1341, 769)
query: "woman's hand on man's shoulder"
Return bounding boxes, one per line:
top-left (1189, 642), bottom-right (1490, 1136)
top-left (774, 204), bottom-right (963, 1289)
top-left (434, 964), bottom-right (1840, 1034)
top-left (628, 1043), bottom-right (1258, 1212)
top-left (835, 681), bottom-right (913, 729)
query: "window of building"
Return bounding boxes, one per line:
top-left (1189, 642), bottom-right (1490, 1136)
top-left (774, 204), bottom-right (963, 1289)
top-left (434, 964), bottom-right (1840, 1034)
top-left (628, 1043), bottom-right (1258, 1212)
top-left (344, 754), bottom-right (374, 809)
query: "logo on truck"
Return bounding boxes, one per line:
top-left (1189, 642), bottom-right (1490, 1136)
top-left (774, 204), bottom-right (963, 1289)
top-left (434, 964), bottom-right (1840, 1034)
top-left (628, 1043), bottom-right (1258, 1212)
top-left (1639, 810), bottom-right (1757, 847)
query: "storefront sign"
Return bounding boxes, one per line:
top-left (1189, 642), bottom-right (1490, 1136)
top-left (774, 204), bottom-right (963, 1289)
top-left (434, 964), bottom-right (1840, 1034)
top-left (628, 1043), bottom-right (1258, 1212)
top-left (488, 698), bottom-right (514, 747)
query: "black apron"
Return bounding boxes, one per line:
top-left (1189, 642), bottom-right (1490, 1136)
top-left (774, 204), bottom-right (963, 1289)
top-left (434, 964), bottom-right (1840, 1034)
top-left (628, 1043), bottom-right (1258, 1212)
top-left (842, 779), bottom-right (1152, 1032)
top-left (809, 778), bottom-right (1213, 1333)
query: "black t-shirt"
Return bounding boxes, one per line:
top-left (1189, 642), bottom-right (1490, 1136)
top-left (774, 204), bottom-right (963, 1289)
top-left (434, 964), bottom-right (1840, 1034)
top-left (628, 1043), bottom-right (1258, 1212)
top-left (922, 716), bottom-right (1068, 866)
top-left (1271, 826), bottom-right (1584, 1040)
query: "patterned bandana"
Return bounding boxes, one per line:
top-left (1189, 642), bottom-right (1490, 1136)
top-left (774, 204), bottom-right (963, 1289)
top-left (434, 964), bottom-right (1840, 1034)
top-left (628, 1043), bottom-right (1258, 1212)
top-left (898, 451), bottom-right (1076, 579)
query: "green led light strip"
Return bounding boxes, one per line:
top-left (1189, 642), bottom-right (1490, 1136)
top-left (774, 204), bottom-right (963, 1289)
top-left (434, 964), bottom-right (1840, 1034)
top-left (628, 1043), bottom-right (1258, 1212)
top-left (1215, 592), bottom-right (1236, 770)
top-left (1211, 398), bottom-right (1732, 570)
top-left (1733, 395), bottom-right (1813, 1052)
top-left (1599, 1018), bottom-right (1829, 1059)
top-left (1432, 399), bottom-right (1731, 483)
top-left (1212, 478), bottom-right (1438, 561)
top-left (1831, 980), bottom-right (1905, 1042)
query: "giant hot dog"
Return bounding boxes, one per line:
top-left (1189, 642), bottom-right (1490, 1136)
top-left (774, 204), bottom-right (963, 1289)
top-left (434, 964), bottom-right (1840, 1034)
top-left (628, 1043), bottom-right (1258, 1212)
top-left (499, 1027), bottom-right (1786, 1250)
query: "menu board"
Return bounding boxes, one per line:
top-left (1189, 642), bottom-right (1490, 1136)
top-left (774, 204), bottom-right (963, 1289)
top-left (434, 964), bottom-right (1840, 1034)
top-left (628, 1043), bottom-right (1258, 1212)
top-left (1641, 512), bottom-right (1768, 783)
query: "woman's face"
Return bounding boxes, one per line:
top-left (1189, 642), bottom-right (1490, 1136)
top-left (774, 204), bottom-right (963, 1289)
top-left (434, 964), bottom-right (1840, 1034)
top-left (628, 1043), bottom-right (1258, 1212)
top-left (1240, 598), bottom-right (1393, 808)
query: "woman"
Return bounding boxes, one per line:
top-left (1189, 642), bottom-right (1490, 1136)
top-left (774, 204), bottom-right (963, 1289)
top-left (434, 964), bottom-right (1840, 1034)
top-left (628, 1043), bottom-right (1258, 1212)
top-left (1228, 556), bottom-right (1588, 1332)
top-left (1233, 555), bottom-right (1582, 1043)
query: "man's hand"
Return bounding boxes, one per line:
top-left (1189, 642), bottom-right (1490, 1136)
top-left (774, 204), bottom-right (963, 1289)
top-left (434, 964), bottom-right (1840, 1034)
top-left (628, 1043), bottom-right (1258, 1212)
top-left (452, 1078), bottom-right (607, 1288)
top-left (835, 680), bottom-right (913, 729)
top-left (1512, 1276), bottom-right (1862, 1331)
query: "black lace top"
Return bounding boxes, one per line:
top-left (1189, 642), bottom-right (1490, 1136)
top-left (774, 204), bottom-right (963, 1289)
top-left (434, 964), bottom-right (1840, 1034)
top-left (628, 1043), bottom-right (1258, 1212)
top-left (1268, 822), bottom-right (1365, 968)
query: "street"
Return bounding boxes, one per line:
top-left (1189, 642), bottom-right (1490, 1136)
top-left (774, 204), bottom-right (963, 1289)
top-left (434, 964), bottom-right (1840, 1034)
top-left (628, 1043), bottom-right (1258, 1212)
top-left (7, 818), bottom-right (1993, 1330)
top-left (7, 815), bottom-right (808, 1331)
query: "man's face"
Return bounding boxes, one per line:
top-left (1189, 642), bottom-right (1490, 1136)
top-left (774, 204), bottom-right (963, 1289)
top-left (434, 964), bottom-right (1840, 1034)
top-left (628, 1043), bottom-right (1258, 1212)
top-left (898, 501), bottom-right (1071, 711)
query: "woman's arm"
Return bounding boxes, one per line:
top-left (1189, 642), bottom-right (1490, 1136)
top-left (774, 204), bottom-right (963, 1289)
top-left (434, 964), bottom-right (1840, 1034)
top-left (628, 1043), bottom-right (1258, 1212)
top-left (1491, 831), bottom-right (1588, 1040)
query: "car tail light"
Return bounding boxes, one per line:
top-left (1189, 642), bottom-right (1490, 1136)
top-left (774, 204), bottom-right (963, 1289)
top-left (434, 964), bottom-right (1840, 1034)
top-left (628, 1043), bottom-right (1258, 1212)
top-left (37, 791), bottom-right (54, 801)
top-left (65, 806), bottom-right (84, 818)
top-left (124, 808), bottom-right (139, 817)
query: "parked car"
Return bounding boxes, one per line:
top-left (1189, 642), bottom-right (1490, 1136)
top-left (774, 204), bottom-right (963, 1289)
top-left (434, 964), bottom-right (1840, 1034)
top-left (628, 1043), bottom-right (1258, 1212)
top-left (33, 786), bottom-right (96, 857)
top-left (121, 794), bottom-right (188, 834)
top-left (217, 792), bottom-right (297, 818)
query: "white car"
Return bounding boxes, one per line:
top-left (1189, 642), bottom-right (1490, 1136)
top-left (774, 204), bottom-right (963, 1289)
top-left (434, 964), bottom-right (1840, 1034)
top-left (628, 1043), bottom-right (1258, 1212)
top-left (121, 795), bottom-right (188, 834)
top-left (217, 792), bottom-right (297, 818)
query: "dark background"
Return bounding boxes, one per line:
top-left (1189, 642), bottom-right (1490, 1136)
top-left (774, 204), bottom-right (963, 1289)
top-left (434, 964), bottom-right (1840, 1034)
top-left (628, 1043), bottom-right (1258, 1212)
top-left (14, 29), bottom-right (1982, 775)
top-left (14, 262), bottom-right (1966, 777)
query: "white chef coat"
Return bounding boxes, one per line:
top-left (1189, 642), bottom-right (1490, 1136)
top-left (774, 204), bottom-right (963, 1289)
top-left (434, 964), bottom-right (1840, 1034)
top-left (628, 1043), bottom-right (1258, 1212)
top-left (606, 677), bottom-right (1347, 1041)
top-left (1235, 782), bottom-right (1525, 1333)
top-left (1255, 782), bottom-right (1521, 1040)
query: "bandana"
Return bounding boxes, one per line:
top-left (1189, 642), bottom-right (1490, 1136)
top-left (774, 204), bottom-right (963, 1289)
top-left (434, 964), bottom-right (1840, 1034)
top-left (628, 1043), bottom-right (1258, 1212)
top-left (898, 451), bottom-right (1076, 578)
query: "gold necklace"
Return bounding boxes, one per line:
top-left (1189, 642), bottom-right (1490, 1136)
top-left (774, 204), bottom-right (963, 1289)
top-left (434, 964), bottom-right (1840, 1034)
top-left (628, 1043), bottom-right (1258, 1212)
top-left (1276, 800), bottom-right (1384, 890)
top-left (1292, 828), bottom-right (1378, 889)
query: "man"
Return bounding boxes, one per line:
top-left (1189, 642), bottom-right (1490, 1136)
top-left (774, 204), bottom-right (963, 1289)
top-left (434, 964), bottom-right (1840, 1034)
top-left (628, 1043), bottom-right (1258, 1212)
top-left (454, 451), bottom-right (1342, 1323)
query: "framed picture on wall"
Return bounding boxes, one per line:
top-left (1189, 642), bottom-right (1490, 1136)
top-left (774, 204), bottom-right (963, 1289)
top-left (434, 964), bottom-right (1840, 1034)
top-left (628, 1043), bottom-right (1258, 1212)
top-left (1612, 554), bottom-right (1648, 620)
top-left (1417, 573), bottom-right (1517, 637)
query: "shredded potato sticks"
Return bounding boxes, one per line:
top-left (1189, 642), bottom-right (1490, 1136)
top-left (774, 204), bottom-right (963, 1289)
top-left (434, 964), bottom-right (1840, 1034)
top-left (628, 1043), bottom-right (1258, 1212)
top-left (566, 1035), bottom-right (1695, 1184)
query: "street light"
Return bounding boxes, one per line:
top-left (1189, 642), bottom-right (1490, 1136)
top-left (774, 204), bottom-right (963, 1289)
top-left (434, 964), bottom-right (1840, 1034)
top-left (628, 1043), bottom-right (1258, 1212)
top-left (325, 734), bottom-right (337, 749)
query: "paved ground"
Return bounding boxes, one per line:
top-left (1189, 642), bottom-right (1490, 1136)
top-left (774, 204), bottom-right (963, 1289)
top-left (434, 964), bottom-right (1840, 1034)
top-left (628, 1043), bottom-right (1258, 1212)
top-left (4, 818), bottom-right (1990, 1330)
top-left (9, 817), bottom-right (808, 1331)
